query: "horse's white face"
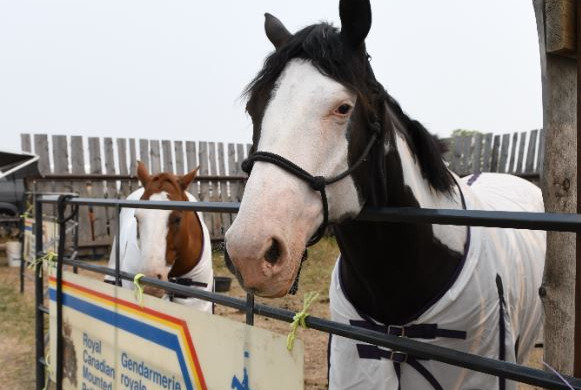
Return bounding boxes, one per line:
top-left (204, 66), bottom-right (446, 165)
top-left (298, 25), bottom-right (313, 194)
top-left (134, 191), bottom-right (173, 281)
top-left (225, 59), bottom-right (362, 297)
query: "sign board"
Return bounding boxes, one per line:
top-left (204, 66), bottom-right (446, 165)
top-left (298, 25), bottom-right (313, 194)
top-left (48, 270), bottom-right (304, 390)
top-left (24, 217), bottom-right (59, 262)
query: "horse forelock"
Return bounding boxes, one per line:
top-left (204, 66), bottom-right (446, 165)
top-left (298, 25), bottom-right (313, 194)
top-left (140, 173), bottom-right (188, 201)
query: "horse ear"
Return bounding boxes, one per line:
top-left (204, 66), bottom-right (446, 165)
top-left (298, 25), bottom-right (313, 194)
top-left (265, 13), bottom-right (292, 49)
top-left (339, 0), bottom-right (372, 50)
top-left (136, 161), bottom-right (151, 187)
top-left (179, 167), bottom-right (199, 190)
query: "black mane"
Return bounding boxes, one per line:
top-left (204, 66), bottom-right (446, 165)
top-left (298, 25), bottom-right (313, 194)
top-left (245, 22), bottom-right (454, 194)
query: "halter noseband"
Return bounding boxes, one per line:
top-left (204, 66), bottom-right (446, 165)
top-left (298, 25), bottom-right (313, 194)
top-left (241, 120), bottom-right (381, 247)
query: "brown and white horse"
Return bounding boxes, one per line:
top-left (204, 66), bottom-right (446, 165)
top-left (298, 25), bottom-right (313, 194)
top-left (106, 161), bottom-right (213, 313)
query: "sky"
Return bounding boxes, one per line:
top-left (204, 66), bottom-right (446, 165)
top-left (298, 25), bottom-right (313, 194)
top-left (0, 0), bottom-right (542, 153)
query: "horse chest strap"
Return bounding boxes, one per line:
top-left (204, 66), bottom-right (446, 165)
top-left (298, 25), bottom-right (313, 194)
top-left (168, 277), bottom-right (208, 300)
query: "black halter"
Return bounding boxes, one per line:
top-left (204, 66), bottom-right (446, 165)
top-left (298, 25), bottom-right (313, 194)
top-left (241, 119), bottom-right (382, 247)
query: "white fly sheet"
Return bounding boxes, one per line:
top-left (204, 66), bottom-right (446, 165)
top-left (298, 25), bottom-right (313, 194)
top-left (106, 188), bottom-right (214, 313)
top-left (329, 173), bottom-right (545, 390)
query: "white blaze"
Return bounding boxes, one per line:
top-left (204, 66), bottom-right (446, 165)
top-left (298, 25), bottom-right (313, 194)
top-left (134, 191), bottom-right (172, 279)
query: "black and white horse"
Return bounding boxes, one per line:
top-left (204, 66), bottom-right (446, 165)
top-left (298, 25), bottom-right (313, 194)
top-left (225, 0), bottom-right (545, 388)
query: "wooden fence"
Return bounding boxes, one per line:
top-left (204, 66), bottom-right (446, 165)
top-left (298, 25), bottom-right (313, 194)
top-left (444, 129), bottom-right (544, 179)
top-left (21, 134), bottom-right (251, 248)
top-left (20, 129), bottom-right (545, 250)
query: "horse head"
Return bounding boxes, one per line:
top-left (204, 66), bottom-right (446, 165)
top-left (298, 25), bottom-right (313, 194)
top-left (225, 0), bottom-right (390, 297)
top-left (134, 161), bottom-right (204, 284)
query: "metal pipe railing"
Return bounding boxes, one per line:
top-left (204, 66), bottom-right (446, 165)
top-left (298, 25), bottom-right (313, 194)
top-left (36, 194), bottom-right (581, 390)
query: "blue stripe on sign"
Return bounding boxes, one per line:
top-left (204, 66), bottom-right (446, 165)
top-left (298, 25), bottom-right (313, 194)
top-left (49, 288), bottom-right (195, 390)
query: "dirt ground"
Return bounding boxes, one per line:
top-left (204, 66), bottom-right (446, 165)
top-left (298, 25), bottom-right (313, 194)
top-left (0, 239), bottom-right (545, 389)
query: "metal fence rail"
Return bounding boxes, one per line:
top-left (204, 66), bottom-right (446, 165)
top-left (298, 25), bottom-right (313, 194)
top-left (34, 194), bottom-right (581, 390)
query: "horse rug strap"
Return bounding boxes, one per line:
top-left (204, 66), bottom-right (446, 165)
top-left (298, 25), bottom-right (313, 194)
top-left (348, 320), bottom-right (467, 390)
top-left (168, 277), bottom-right (208, 300)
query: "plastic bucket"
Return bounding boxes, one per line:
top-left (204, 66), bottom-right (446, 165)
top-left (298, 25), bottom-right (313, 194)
top-left (6, 241), bottom-right (22, 267)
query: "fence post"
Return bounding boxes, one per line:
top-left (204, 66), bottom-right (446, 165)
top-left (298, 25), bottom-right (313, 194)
top-left (246, 293), bottom-right (255, 325)
top-left (35, 198), bottom-right (45, 390)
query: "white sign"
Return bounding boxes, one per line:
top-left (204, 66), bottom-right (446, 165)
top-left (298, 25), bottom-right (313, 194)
top-left (49, 270), bottom-right (304, 390)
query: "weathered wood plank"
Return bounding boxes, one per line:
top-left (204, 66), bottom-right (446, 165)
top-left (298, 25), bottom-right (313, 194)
top-left (198, 142), bottom-right (212, 228)
top-left (104, 137), bottom-right (118, 237)
top-left (174, 141), bottom-right (185, 175)
top-left (150, 140), bottom-right (161, 174)
top-left (537, 128), bottom-right (545, 173)
top-left (34, 134), bottom-right (51, 175)
top-left (128, 138), bottom-right (139, 191)
top-left (226, 143), bottom-right (238, 229)
top-left (208, 142), bottom-right (222, 238)
top-left (88, 137), bottom-right (108, 240)
top-left (545, 0), bottom-right (576, 55)
top-left (217, 142), bottom-right (231, 233)
top-left (185, 141), bottom-right (198, 197)
top-left (525, 129), bottom-right (539, 173)
top-left (34, 134), bottom-right (53, 214)
top-left (117, 138), bottom-right (131, 197)
top-left (516, 131), bottom-right (527, 174)
top-left (236, 144), bottom-right (247, 201)
top-left (21, 134), bottom-right (31, 152)
top-left (450, 136), bottom-right (462, 174)
top-left (508, 132), bottom-right (518, 173)
top-left (489, 135), bottom-right (501, 172)
top-left (481, 133), bottom-right (493, 172)
top-left (460, 135), bottom-right (471, 175)
top-left (52, 135), bottom-right (73, 195)
top-left (162, 140), bottom-right (174, 174)
top-left (70, 136), bottom-right (90, 245)
top-left (471, 133), bottom-right (482, 174)
top-left (498, 134), bottom-right (510, 173)
top-left (227, 144), bottom-right (238, 201)
top-left (139, 139), bottom-right (149, 171)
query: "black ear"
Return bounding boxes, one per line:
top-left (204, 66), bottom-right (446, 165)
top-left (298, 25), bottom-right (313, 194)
top-left (264, 13), bottom-right (293, 49)
top-left (339, 0), bottom-right (372, 50)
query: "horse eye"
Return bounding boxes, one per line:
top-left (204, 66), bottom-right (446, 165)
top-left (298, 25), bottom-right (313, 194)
top-left (336, 104), bottom-right (352, 115)
top-left (172, 215), bottom-right (182, 225)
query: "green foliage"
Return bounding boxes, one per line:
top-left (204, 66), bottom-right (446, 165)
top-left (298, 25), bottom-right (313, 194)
top-left (451, 129), bottom-right (483, 138)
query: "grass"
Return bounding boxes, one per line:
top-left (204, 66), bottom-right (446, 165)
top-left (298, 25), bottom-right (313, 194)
top-left (0, 267), bottom-right (36, 390)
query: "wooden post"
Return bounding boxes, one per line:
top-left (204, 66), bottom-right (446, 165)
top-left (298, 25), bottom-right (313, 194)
top-left (576, 0), bottom-right (581, 377)
top-left (534, 0), bottom-right (577, 375)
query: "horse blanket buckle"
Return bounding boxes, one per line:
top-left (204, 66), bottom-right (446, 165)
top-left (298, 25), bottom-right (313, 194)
top-left (387, 350), bottom-right (408, 363)
top-left (387, 325), bottom-right (406, 337)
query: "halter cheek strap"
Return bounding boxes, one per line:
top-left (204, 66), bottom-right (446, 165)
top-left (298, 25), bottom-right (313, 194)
top-left (241, 124), bottom-right (380, 247)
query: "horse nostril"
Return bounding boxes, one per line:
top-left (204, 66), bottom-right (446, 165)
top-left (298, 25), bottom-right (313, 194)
top-left (264, 238), bottom-right (281, 265)
top-left (156, 274), bottom-right (162, 280)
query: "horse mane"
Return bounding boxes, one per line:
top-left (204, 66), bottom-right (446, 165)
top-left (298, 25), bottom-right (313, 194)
top-left (245, 22), bottom-right (454, 193)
